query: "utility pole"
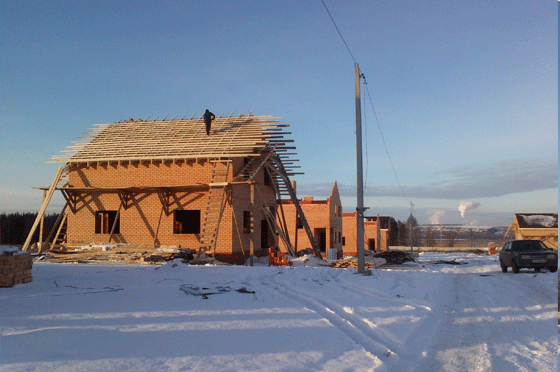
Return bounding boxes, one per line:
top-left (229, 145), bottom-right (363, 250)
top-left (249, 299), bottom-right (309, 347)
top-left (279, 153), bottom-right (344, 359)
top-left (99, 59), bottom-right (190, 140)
top-left (355, 64), bottom-right (367, 274)
top-left (409, 202), bottom-right (414, 252)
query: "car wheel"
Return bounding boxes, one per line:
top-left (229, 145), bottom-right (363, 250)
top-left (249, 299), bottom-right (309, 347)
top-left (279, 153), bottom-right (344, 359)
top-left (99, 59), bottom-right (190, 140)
top-left (500, 260), bottom-right (507, 273)
top-left (512, 260), bottom-right (519, 273)
top-left (549, 266), bottom-right (558, 273)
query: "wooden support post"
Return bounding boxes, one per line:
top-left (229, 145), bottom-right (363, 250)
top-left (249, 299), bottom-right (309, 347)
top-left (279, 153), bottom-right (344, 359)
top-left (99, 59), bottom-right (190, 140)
top-left (254, 185), bottom-right (296, 257)
top-left (22, 165), bottom-right (65, 251)
top-left (250, 182), bottom-right (255, 266)
top-left (107, 202), bottom-right (123, 244)
top-left (39, 190), bottom-right (46, 251)
top-left (294, 211), bottom-right (299, 252)
top-left (269, 157), bottom-right (320, 257)
top-left (277, 200), bottom-right (292, 252)
top-left (231, 205), bottom-right (246, 259)
top-left (153, 203), bottom-right (165, 248)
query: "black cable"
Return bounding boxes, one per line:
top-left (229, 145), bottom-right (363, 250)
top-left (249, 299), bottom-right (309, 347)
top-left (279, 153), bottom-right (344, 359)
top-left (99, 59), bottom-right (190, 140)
top-left (321, 0), bottom-right (357, 64)
top-left (364, 82), bottom-right (410, 204)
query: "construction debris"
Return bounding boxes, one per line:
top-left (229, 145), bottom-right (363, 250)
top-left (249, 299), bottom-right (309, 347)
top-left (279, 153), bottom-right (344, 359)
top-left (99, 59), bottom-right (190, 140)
top-left (427, 259), bottom-right (467, 265)
top-left (268, 248), bottom-right (293, 266)
top-left (334, 259), bottom-right (379, 269)
top-left (179, 284), bottom-right (255, 299)
top-left (44, 245), bottom-right (201, 265)
top-left (370, 250), bottom-right (416, 265)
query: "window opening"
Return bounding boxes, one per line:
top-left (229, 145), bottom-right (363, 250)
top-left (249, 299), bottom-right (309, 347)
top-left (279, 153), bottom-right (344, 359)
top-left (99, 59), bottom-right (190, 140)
top-left (174, 210), bottom-right (201, 234)
top-left (95, 211), bottom-right (120, 234)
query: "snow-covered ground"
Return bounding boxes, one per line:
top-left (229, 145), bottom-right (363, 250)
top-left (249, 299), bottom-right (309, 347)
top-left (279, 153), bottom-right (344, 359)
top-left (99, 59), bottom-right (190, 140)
top-left (0, 249), bottom-right (557, 371)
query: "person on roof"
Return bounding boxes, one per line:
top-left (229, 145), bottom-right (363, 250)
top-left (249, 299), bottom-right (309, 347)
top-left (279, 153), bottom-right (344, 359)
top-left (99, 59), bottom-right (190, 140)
top-left (203, 109), bottom-right (215, 135)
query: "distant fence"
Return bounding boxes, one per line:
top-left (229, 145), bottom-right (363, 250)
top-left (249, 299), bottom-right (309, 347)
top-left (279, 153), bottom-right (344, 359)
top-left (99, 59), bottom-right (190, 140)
top-left (389, 246), bottom-right (491, 253)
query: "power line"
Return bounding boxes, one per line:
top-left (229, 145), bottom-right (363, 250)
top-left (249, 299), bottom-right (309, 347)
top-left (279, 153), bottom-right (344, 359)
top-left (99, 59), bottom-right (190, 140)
top-left (362, 79), bottom-right (368, 192)
top-left (363, 80), bottom-right (410, 204)
top-left (320, 0), bottom-right (411, 206)
top-left (320, 0), bottom-right (357, 64)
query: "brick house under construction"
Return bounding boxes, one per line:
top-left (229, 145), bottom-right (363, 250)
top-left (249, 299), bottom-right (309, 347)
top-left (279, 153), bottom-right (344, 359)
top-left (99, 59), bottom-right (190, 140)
top-left (342, 213), bottom-right (397, 255)
top-left (279, 181), bottom-right (343, 257)
top-left (23, 114), bottom-right (320, 263)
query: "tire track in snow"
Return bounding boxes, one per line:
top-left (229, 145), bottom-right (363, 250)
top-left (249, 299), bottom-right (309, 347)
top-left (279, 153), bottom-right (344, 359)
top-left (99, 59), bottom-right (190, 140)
top-left (326, 269), bottom-right (433, 312)
top-left (272, 275), bottom-right (401, 369)
top-left (416, 273), bottom-right (494, 372)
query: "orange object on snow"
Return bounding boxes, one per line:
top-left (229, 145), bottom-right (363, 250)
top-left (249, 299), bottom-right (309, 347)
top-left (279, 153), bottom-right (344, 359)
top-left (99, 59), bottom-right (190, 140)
top-left (268, 248), bottom-right (293, 266)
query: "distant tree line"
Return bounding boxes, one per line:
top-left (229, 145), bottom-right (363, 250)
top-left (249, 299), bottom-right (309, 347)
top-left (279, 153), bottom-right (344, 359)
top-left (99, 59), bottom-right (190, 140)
top-left (0, 212), bottom-right (59, 246)
top-left (395, 215), bottom-right (420, 247)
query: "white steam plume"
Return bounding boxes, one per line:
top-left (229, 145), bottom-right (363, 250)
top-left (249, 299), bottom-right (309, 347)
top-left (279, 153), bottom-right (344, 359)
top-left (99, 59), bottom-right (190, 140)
top-left (458, 201), bottom-right (480, 219)
top-left (428, 209), bottom-right (446, 224)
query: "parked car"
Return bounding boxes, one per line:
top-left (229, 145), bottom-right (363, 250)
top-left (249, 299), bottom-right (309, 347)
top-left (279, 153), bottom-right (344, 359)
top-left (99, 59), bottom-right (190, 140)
top-left (499, 240), bottom-right (558, 273)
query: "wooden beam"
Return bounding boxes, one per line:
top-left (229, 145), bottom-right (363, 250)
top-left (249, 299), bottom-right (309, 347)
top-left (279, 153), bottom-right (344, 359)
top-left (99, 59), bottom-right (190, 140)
top-left (107, 202), bottom-right (123, 244)
top-left (153, 203), bottom-right (165, 248)
top-left (250, 182), bottom-right (255, 266)
top-left (22, 165), bottom-right (66, 251)
top-left (39, 190), bottom-right (46, 252)
top-left (269, 156), bottom-right (320, 258)
top-left (255, 185), bottom-right (295, 256)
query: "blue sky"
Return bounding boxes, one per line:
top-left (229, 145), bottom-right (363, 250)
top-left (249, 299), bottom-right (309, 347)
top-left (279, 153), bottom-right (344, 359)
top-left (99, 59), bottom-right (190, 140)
top-left (1, 0), bottom-right (557, 226)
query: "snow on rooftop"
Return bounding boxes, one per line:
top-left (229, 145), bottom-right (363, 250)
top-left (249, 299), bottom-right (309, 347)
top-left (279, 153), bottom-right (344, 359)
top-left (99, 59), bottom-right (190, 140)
top-left (518, 214), bottom-right (558, 228)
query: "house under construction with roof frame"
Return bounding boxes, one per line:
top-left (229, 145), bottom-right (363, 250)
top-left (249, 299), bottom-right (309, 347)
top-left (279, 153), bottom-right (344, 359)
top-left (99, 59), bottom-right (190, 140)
top-left (23, 113), bottom-right (319, 263)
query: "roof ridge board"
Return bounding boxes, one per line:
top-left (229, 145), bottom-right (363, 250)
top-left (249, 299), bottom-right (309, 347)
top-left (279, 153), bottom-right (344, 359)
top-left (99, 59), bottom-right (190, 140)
top-left (62, 153), bottom-right (264, 164)
top-left (74, 138), bottom-right (270, 149)
top-left (73, 141), bottom-right (269, 150)
top-left (69, 144), bottom-right (265, 156)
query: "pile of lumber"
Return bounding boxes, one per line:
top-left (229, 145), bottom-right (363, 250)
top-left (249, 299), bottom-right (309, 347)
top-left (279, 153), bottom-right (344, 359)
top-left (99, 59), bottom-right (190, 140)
top-left (0, 250), bottom-right (33, 287)
top-left (47, 245), bottom-right (195, 265)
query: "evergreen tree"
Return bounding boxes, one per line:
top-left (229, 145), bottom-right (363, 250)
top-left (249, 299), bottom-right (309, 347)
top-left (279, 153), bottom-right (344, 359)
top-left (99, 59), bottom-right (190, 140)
top-left (397, 220), bottom-right (407, 246)
top-left (425, 228), bottom-right (436, 247)
top-left (406, 214), bottom-right (419, 247)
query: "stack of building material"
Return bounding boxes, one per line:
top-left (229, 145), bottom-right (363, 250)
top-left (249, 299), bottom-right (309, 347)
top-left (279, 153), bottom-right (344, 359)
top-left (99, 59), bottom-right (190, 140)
top-left (0, 250), bottom-right (33, 287)
top-left (268, 248), bottom-right (293, 266)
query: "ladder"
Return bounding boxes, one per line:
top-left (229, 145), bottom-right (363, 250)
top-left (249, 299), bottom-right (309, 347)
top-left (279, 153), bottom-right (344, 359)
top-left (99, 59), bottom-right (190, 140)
top-left (198, 161), bottom-right (231, 255)
top-left (51, 212), bottom-right (68, 251)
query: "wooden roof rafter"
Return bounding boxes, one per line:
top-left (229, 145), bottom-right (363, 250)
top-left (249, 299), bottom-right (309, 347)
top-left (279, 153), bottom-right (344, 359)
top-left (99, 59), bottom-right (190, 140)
top-left (49, 114), bottom-right (300, 168)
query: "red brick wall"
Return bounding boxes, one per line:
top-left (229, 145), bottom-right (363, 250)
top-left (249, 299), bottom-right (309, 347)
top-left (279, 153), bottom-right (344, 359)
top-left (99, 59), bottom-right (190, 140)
top-left (342, 213), bottom-right (386, 256)
top-left (66, 159), bottom-right (277, 262)
top-left (280, 195), bottom-right (342, 255)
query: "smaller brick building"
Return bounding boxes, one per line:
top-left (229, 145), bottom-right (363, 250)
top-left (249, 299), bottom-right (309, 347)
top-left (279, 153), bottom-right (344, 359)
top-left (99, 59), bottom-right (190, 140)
top-left (279, 182), bottom-right (342, 256)
top-left (342, 213), bottom-right (396, 255)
